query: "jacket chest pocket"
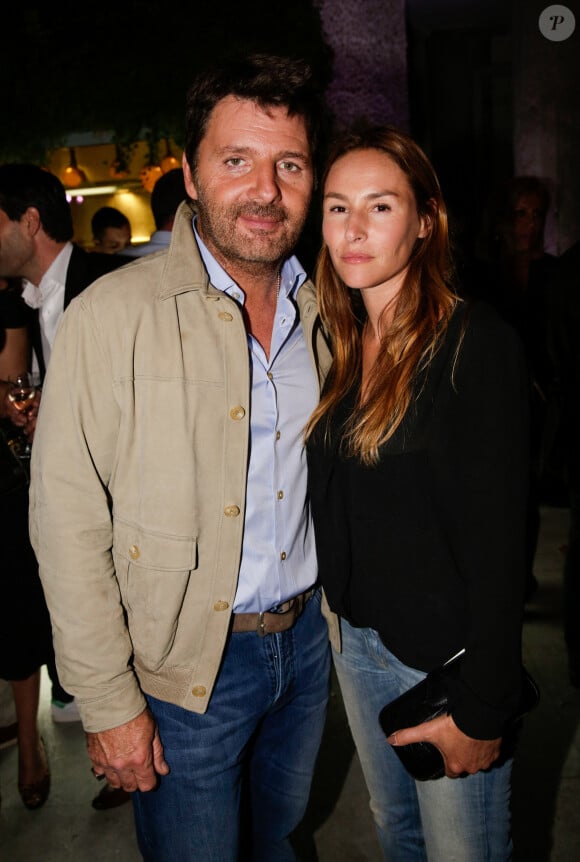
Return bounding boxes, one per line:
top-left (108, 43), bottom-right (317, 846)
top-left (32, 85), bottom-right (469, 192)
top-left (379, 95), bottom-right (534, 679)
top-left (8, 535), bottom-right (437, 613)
top-left (113, 519), bottom-right (198, 671)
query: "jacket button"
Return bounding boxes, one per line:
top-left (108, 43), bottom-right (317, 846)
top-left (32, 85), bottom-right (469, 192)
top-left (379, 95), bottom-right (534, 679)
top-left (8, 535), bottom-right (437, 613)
top-left (229, 406), bottom-right (245, 421)
top-left (129, 544), bottom-right (140, 560)
top-left (214, 600), bottom-right (229, 611)
top-left (224, 505), bottom-right (240, 517)
top-left (218, 311), bottom-right (233, 321)
top-left (191, 685), bottom-right (207, 697)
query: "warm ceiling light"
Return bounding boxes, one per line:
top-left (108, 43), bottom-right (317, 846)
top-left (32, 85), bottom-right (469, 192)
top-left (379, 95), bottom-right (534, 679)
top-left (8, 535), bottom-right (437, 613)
top-left (67, 185), bottom-right (119, 197)
top-left (62, 147), bottom-right (87, 188)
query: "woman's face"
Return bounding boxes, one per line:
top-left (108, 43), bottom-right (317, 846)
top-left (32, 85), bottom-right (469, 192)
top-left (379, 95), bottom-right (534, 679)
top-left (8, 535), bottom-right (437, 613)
top-left (511, 192), bottom-right (545, 254)
top-left (322, 149), bottom-right (428, 298)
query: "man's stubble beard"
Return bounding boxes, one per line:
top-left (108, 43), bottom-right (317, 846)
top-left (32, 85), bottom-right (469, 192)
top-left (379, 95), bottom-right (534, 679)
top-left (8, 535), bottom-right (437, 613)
top-left (194, 188), bottom-right (309, 270)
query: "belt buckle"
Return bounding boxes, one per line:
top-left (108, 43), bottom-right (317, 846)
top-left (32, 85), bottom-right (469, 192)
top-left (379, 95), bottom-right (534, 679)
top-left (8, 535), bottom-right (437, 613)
top-left (257, 611), bottom-right (267, 637)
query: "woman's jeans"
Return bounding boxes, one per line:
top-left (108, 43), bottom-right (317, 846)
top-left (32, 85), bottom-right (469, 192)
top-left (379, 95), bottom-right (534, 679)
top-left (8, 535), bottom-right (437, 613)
top-left (132, 589), bottom-right (330, 862)
top-left (332, 618), bottom-right (513, 861)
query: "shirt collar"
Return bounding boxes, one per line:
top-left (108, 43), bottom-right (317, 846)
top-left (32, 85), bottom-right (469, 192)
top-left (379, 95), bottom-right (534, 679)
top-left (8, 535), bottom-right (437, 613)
top-left (192, 216), bottom-right (306, 304)
top-left (21, 242), bottom-right (74, 308)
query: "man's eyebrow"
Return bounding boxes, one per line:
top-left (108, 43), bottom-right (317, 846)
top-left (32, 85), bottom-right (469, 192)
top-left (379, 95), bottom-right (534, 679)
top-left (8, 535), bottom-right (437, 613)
top-left (216, 145), bottom-right (310, 163)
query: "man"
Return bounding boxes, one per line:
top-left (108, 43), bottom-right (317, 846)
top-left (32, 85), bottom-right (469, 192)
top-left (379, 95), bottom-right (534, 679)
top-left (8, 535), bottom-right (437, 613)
top-left (91, 205), bottom-right (132, 254)
top-left (0, 166), bottom-right (128, 378)
top-left (30, 55), bottom-right (332, 861)
top-left (125, 167), bottom-right (186, 257)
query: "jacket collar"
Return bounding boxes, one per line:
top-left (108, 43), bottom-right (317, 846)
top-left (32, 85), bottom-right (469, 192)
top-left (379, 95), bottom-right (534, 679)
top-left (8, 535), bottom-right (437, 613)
top-left (158, 201), bottom-right (212, 300)
top-left (158, 201), bottom-right (318, 310)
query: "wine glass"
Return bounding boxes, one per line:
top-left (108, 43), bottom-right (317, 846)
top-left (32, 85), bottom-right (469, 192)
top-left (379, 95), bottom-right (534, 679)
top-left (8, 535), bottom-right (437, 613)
top-left (6, 372), bottom-right (41, 457)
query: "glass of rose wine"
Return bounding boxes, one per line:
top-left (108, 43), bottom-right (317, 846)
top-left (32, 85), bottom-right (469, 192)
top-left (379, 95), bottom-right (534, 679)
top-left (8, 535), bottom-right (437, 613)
top-left (7, 372), bottom-right (41, 456)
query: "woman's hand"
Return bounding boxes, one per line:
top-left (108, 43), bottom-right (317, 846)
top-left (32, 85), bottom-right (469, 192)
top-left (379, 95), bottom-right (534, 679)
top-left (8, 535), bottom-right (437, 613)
top-left (387, 714), bottom-right (501, 778)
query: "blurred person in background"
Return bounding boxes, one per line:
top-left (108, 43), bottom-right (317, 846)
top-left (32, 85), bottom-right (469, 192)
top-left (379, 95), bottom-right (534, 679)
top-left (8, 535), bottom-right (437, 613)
top-left (485, 176), bottom-right (559, 602)
top-left (549, 240), bottom-right (580, 689)
top-left (126, 168), bottom-right (186, 258)
top-left (0, 164), bottom-right (130, 809)
top-left (0, 276), bottom-right (51, 810)
top-left (91, 205), bottom-right (132, 254)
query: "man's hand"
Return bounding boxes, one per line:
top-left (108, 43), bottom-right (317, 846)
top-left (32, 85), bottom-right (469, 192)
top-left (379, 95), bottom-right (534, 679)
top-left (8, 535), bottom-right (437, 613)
top-left (387, 714), bottom-right (501, 778)
top-left (86, 708), bottom-right (170, 793)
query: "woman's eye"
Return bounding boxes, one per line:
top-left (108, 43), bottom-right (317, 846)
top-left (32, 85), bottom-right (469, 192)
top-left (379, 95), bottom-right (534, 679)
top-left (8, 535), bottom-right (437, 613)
top-left (374, 204), bottom-right (391, 212)
top-left (328, 205), bottom-right (346, 213)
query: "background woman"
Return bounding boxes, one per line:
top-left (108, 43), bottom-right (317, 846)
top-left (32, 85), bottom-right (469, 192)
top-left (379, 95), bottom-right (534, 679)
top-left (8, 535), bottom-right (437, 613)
top-left (0, 277), bottom-right (50, 809)
top-left (306, 126), bottom-right (530, 860)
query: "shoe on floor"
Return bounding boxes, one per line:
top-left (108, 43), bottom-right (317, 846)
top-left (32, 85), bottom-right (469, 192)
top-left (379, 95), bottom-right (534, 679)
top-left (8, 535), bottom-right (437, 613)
top-left (51, 698), bottom-right (81, 723)
top-left (18, 736), bottom-right (50, 810)
top-left (92, 782), bottom-right (132, 810)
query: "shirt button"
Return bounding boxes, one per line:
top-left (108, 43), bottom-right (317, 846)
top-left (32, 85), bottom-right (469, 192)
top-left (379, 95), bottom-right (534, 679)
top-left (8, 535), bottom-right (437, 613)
top-left (276, 430), bottom-right (281, 441)
top-left (267, 372), bottom-right (273, 380)
top-left (277, 490), bottom-right (284, 500)
top-left (214, 600), bottom-right (229, 611)
top-left (129, 544), bottom-right (140, 560)
top-left (280, 551), bottom-right (287, 561)
top-left (218, 311), bottom-right (233, 321)
top-left (224, 505), bottom-right (240, 517)
top-left (191, 685), bottom-right (207, 698)
top-left (229, 406), bottom-right (245, 421)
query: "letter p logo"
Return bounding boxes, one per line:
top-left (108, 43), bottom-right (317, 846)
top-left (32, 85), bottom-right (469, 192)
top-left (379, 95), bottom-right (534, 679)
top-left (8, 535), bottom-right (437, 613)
top-left (539, 5), bottom-right (576, 41)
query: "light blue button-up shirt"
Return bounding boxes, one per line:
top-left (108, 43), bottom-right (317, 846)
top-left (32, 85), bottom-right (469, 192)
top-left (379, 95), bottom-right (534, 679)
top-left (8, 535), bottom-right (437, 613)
top-left (194, 224), bottom-right (319, 612)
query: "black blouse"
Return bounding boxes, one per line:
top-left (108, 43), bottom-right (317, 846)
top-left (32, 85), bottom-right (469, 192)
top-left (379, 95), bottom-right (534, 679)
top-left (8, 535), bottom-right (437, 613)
top-left (308, 300), bottom-right (531, 738)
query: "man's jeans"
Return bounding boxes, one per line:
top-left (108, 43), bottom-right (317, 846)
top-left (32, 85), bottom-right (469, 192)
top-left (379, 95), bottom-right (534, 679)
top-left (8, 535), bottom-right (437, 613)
top-left (132, 589), bottom-right (330, 862)
top-left (333, 618), bottom-right (513, 861)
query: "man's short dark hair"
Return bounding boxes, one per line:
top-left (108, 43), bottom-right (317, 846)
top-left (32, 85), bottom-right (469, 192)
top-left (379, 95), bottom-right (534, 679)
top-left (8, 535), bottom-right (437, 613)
top-left (150, 168), bottom-right (186, 230)
top-left (184, 54), bottom-right (327, 173)
top-left (91, 206), bottom-right (131, 241)
top-left (0, 163), bottom-right (73, 242)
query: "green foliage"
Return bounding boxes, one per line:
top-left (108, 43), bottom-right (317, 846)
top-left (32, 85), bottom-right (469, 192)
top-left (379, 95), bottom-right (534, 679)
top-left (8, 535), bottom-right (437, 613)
top-left (2, 0), bottom-right (333, 164)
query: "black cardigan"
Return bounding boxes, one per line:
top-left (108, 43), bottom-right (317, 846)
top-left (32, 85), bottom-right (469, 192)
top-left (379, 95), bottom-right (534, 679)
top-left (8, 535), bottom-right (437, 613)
top-left (307, 300), bottom-right (530, 739)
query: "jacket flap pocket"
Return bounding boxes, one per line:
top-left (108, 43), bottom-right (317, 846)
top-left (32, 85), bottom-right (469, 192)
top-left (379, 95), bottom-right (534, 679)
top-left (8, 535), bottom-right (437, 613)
top-left (113, 519), bottom-right (197, 571)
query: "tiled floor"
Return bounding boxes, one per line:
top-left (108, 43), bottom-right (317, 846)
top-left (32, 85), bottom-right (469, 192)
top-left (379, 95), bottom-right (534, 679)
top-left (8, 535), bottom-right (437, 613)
top-left (1, 505), bottom-right (578, 861)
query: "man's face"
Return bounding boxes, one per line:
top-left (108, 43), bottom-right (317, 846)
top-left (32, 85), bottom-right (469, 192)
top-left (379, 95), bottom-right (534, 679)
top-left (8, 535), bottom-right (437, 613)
top-left (0, 208), bottom-right (34, 279)
top-left (94, 225), bottom-right (132, 254)
top-left (183, 96), bottom-right (313, 270)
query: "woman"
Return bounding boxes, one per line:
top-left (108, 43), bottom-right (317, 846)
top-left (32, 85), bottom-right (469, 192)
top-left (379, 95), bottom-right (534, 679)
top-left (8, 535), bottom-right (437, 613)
top-left (306, 126), bottom-right (530, 860)
top-left (0, 277), bottom-right (51, 809)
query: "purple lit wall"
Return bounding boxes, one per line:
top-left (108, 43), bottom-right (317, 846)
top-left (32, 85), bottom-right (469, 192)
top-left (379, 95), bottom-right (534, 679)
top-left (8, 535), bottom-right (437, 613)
top-left (513, 0), bottom-right (580, 254)
top-left (314, 0), bottom-right (409, 130)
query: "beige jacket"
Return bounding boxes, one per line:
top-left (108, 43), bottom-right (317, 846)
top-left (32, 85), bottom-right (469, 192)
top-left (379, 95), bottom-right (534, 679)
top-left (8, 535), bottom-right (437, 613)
top-left (29, 202), bottom-right (334, 732)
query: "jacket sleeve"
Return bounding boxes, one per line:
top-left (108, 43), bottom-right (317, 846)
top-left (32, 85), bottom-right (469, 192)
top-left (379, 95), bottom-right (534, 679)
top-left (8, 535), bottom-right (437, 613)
top-left (29, 293), bottom-right (147, 733)
top-left (430, 302), bottom-right (531, 739)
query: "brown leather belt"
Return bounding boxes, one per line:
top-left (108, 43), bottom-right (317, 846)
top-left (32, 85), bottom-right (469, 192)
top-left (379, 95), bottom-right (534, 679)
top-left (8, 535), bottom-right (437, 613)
top-left (231, 588), bottom-right (316, 637)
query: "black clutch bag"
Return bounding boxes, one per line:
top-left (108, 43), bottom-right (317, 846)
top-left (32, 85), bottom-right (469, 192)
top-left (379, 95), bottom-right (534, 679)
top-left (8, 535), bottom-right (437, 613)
top-left (378, 651), bottom-right (540, 781)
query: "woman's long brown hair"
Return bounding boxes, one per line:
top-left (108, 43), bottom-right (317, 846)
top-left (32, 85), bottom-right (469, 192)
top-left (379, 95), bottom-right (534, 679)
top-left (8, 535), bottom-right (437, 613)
top-left (305, 124), bottom-right (459, 465)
